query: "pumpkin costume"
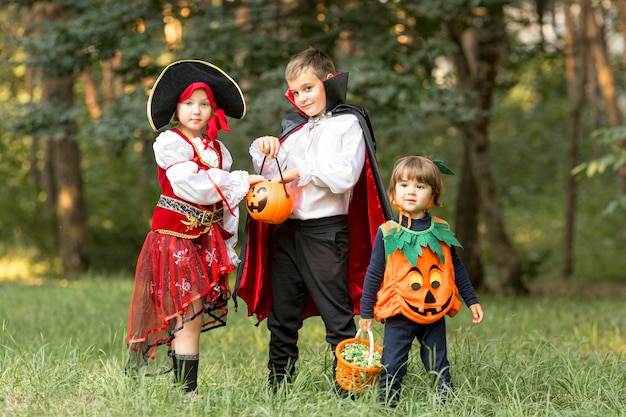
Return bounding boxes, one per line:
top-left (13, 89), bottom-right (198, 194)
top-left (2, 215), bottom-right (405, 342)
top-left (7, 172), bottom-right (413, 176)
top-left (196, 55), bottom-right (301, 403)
top-left (373, 217), bottom-right (463, 324)
top-left (360, 215), bottom-right (480, 405)
top-left (235, 70), bottom-right (392, 385)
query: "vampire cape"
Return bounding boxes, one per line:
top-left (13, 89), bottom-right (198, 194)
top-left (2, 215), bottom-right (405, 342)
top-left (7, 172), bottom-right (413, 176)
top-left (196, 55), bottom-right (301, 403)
top-left (234, 72), bottom-right (392, 323)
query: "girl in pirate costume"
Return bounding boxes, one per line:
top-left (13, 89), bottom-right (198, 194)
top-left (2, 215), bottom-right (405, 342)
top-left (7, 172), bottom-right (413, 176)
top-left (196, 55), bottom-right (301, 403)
top-left (359, 156), bottom-right (484, 407)
top-left (126, 60), bottom-right (264, 394)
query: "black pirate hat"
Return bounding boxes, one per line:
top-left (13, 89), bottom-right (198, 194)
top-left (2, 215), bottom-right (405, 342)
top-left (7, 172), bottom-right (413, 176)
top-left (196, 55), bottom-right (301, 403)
top-left (147, 60), bottom-right (246, 131)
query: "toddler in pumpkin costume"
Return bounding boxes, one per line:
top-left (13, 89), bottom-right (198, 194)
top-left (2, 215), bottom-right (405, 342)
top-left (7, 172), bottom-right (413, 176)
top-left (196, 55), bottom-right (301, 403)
top-left (126, 60), bottom-right (263, 394)
top-left (359, 156), bottom-right (484, 407)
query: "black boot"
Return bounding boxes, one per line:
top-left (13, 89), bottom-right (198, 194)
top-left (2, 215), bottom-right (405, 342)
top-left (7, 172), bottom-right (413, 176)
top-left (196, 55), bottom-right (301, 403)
top-left (268, 364), bottom-right (295, 395)
top-left (169, 349), bottom-right (177, 371)
top-left (174, 354), bottom-right (199, 393)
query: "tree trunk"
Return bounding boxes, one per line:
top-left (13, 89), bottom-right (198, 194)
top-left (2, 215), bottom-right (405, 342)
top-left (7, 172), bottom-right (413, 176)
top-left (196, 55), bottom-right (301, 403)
top-left (454, 143), bottom-right (485, 289)
top-left (101, 51), bottom-right (124, 108)
top-left (562, 0), bottom-right (587, 280)
top-left (41, 139), bottom-right (58, 216)
top-left (586, 2), bottom-right (621, 127)
top-left (448, 6), bottom-right (527, 294)
top-left (41, 74), bottom-right (89, 273)
top-left (81, 69), bottom-right (102, 119)
top-left (586, 0), bottom-right (626, 193)
top-left (618, 0), bottom-right (626, 74)
top-left (32, 1), bottom-right (89, 274)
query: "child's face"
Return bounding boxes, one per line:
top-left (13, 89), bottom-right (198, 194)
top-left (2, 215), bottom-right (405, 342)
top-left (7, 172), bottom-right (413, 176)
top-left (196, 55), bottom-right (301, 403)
top-left (394, 176), bottom-right (433, 218)
top-left (176, 88), bottom-right (213, 136)
top-left (287, 70), bottom-right (328, 118)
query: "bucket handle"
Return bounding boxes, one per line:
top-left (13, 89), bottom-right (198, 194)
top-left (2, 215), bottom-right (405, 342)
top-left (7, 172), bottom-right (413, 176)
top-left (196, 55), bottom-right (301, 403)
top-left (259, 156), bottom-right (289, 198)
top-left (354, 329), bottom-right (375, 368)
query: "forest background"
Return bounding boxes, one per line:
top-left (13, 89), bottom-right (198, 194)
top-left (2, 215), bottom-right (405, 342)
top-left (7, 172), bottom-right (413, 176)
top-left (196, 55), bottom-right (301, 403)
top-left (2, 2), bottom-right (626, 416)
top-left (1, 0), bottom-right (625, 296)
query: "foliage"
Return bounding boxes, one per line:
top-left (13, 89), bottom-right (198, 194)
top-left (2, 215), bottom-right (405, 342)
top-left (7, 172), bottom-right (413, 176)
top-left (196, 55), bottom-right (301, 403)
top-left (489, 52), bottom-right (568, 249)
top-left (0, 131), bottom-right (57, 254)
top-left (573, 127), bottom-right (626, 177)
top-left (0, 1), bottom-right (625, 282)
top-left (0, 275), bottom-right (624, 416)
top-left (572, 127), bottom-right (626, 213)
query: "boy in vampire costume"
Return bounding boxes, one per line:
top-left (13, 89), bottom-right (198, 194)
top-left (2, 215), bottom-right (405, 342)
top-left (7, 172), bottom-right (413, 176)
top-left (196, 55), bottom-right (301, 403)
top-left (235, 49), bottom-right (392, 389)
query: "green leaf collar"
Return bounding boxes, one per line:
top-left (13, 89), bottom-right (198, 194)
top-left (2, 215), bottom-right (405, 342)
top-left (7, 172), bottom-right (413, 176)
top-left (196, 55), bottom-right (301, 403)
top-left (382, 218), bottom-right (461, 266)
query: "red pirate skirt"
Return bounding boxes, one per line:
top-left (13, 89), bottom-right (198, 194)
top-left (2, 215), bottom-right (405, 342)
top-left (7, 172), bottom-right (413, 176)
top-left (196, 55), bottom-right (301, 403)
top-left (126, 226), bottom-right (234, 360)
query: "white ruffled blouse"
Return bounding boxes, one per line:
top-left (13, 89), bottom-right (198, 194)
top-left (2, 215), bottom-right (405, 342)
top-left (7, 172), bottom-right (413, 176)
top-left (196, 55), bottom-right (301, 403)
top-left (153, 130), bottom-right (250, 265)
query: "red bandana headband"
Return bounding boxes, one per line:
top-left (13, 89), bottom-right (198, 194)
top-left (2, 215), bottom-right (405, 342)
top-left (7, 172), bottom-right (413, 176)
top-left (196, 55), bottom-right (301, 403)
top-left (178, 82), bottom-right (230, 143)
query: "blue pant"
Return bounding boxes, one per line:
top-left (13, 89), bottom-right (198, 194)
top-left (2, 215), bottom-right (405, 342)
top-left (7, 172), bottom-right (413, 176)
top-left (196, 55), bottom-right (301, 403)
top-left (380, 315), bottom-right (452, 405)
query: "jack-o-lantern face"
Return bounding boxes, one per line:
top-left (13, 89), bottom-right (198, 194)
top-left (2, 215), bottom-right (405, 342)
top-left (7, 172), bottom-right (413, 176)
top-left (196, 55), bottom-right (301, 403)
top-left (247, 184), bottom-right (269, 214)
top-left (246, 181), bottom-right (294, 224)
top-left (396, 246), bottom-right (461, 324)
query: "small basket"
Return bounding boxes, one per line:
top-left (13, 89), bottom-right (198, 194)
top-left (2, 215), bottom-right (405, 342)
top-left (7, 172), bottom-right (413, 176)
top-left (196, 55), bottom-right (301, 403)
top-left (335, 329), bottom-right (383, 393)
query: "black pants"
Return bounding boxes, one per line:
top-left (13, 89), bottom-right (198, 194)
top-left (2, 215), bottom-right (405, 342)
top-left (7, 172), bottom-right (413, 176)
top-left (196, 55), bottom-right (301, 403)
top-left (267, 215), bottom-right (356, 380)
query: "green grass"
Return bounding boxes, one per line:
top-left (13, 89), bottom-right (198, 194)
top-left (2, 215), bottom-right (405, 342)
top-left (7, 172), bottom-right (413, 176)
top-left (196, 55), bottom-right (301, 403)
top-left (0, 274), bottom-right (624, 416)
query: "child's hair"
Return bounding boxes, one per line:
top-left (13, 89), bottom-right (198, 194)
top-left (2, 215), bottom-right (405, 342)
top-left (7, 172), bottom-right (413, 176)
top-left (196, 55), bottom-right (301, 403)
top-left (285, 47), bottom-right (336, 82)
top-left (389, 156), bottom-right (444, 208)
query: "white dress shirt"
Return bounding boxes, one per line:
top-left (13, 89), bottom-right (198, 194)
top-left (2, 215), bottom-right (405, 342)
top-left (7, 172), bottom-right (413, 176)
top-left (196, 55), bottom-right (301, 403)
top-left (250, 112), bottom-right (366, 220)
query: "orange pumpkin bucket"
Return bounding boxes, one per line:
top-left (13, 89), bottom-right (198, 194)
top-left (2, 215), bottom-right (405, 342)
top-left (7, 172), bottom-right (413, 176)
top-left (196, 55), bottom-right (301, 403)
top-left (246, 157), bottom-right (293, 224)
top-left (335, 330), bottom-right (383, 393)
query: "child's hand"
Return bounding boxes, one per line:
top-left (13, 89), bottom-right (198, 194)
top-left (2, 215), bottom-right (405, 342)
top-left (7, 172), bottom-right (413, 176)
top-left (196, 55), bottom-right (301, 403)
top-left (469, 303), bottom-right (484, 324)
top-left (359, 318), bottom-right (372, 333)
top-left (248, 174), bottom-right (266, 185)
top-left (257, 136), bottom-right (280, 159)
top-left (272, 167), bottom-right (299, 184)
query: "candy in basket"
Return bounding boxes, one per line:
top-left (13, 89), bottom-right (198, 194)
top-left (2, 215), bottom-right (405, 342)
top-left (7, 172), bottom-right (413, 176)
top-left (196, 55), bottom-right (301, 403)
top-left (335, 329), bottom-right (383, 392)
